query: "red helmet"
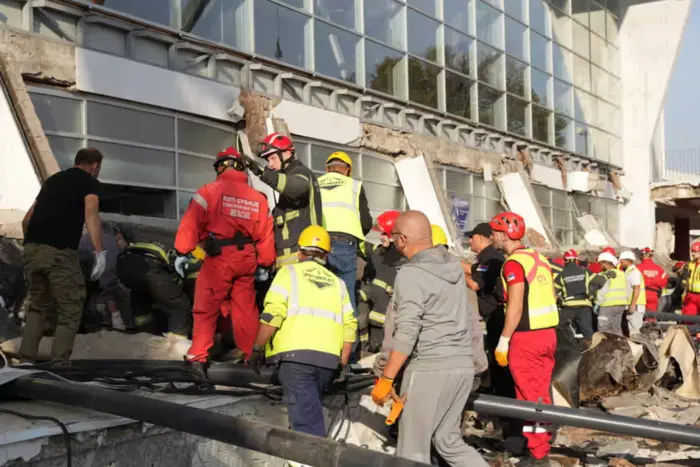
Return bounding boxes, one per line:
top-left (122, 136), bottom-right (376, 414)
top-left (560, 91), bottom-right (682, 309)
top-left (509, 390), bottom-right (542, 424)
top-left (563, 249), bottom-right (579, 261)
top-left (257, 133), bottom-right (294, 159)
top-left (214, 147), bottom-right (244, 171)
top-left (692, 242), bottom-right (700, 253)
top-left (641, 247), bottom-right (653, 256)
top-left (552, 257), bottom-right (565, 266)
top-left (489, 212), bottom-right (526, 240)
top-left (673, 261), bottom-right (687, 271)
top-left (602, 246), bottom-right (617, 256)
top-left (374, 210), bottom-right (400, 236)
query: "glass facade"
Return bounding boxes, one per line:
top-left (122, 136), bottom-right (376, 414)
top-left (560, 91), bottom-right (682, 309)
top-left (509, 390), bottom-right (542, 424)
top-left (80, 0), bottom-right (621, 164)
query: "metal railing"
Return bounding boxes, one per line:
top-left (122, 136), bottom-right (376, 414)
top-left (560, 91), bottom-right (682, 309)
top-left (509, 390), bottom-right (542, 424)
top-left (657, 149), bottom-right (700, 183)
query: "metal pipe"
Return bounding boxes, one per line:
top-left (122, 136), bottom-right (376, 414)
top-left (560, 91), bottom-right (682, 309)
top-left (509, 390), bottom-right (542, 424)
top-left (469, 394), bottom-right (700, 446)
top-left (645, 311), bottom-right (700, 324)
top-left (1, 375), bottom-right (429, 467)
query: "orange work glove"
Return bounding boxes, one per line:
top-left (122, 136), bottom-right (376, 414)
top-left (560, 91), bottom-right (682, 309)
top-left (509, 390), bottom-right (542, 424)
top-left (371, 376), bottom-right (394, 406)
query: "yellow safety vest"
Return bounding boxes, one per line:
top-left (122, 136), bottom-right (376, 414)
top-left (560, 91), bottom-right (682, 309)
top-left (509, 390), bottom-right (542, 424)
top-left (262, 260), bottom-right (357, 369)
top-left (128, 242), bottom-right (170, 265)
top-left (501, 248), bottom-right (559, 331)
top-left (626, 264), bottom-right (647, 306)
top-left (318, 172), bottom-right (364, 240)
top-left (601, 269), bottom-right (627, 306)
top-left (688, 262), bottom-right (700, 293)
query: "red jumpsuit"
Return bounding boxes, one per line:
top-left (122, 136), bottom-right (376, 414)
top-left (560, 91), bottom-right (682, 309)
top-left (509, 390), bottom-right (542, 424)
top-left (636, 258), bottom-right (668, 312)
top-left (175, 169), bottom-right (275, 361)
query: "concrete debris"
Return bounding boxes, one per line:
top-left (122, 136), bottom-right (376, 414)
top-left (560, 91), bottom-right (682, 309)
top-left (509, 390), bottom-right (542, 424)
top-left (576, 214), bottom-right (618, 249)
top-left (595, 440), bottom-right (638, 458)
top-left (238, 89), bottom-right (280, 153)
top-left (525, 227), bottom-right (549, 249)
top-left (0, 28), bottom-right (75, 86)
top-left (0, 209), bottom-right (25, 239)
top-left (651, 180), bottom-right (700, 202)
top-left (607, 459), bottom-right (635, 467)
top-left (653, 222), bottom-right (674, 258)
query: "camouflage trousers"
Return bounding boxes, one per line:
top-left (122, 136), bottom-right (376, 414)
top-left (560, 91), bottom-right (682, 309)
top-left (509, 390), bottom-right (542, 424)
top-left (19, 243), bottom-right (86, 362)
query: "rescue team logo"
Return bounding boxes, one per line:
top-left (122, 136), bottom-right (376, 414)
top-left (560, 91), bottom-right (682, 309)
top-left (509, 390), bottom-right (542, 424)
top-left (221, 196), bottom-right (260, 220)
top-left (302, 269), bottom-right (335, 289)
top-left (506, 273), bottom-right (516, 283)
top-left (319, 178), bottom-right (345, 190)
top-left (476, 264), bottom-right (488, 272)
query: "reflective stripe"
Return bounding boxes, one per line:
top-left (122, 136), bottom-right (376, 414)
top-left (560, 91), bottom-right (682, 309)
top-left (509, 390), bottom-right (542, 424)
top-left (277, 173), bottom-right (287, 192)
top-left (287, 266), bottom-right (342, 325)
top-left (372, 278), bottom-right (393, 294)
top-left (359, 333), bottom-right (369, 342)
top-left (134, 314), bottom-right (153, 327)
top-left (276, 251), bottom-right (299, 268)
top-left (529, 304), bottom-right (558, 317)
top-left (269, 285), bottom-right (289, 298)
top-left (369, 310), bottom-right (386, 324)
top-left (192, 193), bottom-right (208, 209)
top-left (342, 301), bottom-right (353, 315)
top-left (522, 425), bottom-right (550, 434)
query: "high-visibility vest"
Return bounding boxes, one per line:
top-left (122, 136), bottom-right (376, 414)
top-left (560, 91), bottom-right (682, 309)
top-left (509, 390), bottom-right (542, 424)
top-left (501, 248), bottom-right (559, 331)
top-left (127, 242), bottom-right (170, 265)
top-left (318, 172), bottom-right (364, 240)
top-left (626, 264), bottom-right (647, 306)
top-left (262, 260), bottom-right (357, 369)
top-left (601, 269), bottom-right (628, 306)
top-left (688, 262), bottom-right (700, 293)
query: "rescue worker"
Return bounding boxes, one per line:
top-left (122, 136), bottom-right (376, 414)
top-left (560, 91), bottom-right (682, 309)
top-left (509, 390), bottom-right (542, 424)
top-left (664, 261), bottom-right (687, 314)
top-left (619, 251), bottom-right (646, 335)
top-left (360, 210), bottom-right (404, 352)
top-left (116, 241), bottom-right (192, 337)
top-left (490, 211), bottom-right (558, 465)
top-left (682, 242), bottom-right (700, 316)
top-left (174, 147), bottom-right (276, 364)
top-left (242, 133), bottom-right (322, 268)
top-left (318, 151), bottom-right (373, 321)
top-left (594, 252), bottom-right (627, 335)
top-left (554, 249), bottom-right (595, 341)
top-left (371, 211), bottom-right (488, 467)
top-left (549, 257), bottom-right (565, 279)
top-left (636, 247), bottom-right (667, 315)
top-left (588, 246), bottom-right (617, 274)
top-left (248, 226), bottom-right (357, 442)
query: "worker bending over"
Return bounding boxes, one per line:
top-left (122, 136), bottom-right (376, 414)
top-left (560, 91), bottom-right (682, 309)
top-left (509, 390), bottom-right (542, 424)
top-left (554, 249), bottom-right (596, 342)
top-left (490, 211), bottom-right (558, 466)
top-left (594, 252), bottom-right (627, 335)
top-left (175, 147), bottom-right (275, 365)
top-left (618, 251), bottom-right (646, 335)
top-left (637, 247), bottom-right (668, 314)
top-left (371, 211), bottom-right (488, 467)
top-left (249, 226), bottom-right (356, 441)
top-left (683, 242), bottom-right (700, 316)
top-left (243, 133), bottom-right (322, 268)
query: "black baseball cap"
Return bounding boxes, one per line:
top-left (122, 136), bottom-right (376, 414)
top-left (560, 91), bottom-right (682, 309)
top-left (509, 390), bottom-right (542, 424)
top-left (465, 222), bottom-right (492, 238)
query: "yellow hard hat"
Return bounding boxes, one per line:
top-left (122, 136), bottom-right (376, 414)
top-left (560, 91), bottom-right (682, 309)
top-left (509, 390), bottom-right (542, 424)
top-left (192, 245), bottom-right (207, 261)
top-left (431, 224), bottom-right (449, 246)
top-left (298, 225), bottom-right (331, 253)
top-left (326, 151), bottom-right (353, 175)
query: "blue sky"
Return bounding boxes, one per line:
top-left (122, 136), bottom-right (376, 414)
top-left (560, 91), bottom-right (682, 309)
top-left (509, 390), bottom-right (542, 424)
top-left (664, 1), bottom-right (700, 151)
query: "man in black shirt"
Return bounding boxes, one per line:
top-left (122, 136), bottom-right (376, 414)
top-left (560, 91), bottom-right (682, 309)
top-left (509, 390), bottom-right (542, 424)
top-left (20, 147), bottom-right (106, 362)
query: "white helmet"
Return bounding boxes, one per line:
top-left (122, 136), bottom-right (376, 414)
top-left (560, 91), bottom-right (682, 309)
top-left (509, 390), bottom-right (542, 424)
top-left (597, 251), bottom-right (618, 266)
top-left (619, 251), bottom-right (636, 262)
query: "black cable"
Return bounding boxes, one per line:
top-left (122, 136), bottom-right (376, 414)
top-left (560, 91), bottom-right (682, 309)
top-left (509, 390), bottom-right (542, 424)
top-left (0, 408), bottom-right (72, 467)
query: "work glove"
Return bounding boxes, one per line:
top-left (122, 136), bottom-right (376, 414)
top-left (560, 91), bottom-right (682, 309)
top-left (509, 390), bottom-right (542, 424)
top-left (255, 267), bottom-right (270, 283)
top-left (371, 376), bottom-right (394, 406)
top-left (241, 154), bottom-right (264, 177)
top-left (90, 250), bottom-right (107, 281)
top-left (248, 345), bottom-right (265, 375)
top-left (173, 255), bottom-right (189, 278)
top-left (333, 364), bottom-right (350, 383)
top-left (593, 304), bottom-right (600, 315)
top-left (495, 335), bottom-right (510, 367)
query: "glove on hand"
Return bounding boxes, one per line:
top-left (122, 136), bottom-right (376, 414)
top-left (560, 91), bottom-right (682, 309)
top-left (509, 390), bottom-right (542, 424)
top-left (371, 376), bottom-right (394, 406)
top-left (90, 250), bottom-right (107, 281)
top-left (255, 267), bottom-right (270, 283)
top-left (495, 335), bottom-right (511, 367)
top-left (248, 345), bottom-right (265, 375)
top-left (241, 154), bottom-right (264, 177)
top-left (593, 304), bottom-right (600, 315)
top-left (173, 255), bottom-right (189, 279)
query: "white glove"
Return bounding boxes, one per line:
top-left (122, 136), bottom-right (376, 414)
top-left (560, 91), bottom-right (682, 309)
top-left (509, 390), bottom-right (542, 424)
top-left (174, 255), bottom-right (189, 278)
top-left (255, 267), bottom-right (270, 282)
top-left (495, 335), bottom-right (511, 367)
top-left (111, 311), bottom-right (126, 331)
top-left (90, 250), bottom-right (107, 281)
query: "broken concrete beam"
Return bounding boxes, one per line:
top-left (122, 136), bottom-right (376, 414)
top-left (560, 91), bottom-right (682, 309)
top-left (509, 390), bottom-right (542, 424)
top-left (0, 29), bottom-right (75, 86)
top-left (238, 89), bottom-right (279, 154)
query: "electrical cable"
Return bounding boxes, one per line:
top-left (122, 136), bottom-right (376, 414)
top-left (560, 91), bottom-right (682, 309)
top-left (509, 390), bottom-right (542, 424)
top-left (0, 408), bottom-right (72, 467)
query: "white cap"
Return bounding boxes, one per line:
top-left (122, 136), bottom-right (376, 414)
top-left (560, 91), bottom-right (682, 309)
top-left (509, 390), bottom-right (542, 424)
top-left (619, 251), bottom-right (636, 262)
top-left (598, 252), bottom-right (618, 266)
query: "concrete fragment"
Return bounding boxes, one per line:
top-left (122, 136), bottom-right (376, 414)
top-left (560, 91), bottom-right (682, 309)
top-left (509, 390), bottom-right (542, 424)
top-left (239, 89), bottom-right (278, 153)
top-left (0, 29), bottom-right (75, 85)
top-left (596, 440), bottom-right (638, 458)
top-left (0, 209), bottom-right (25, 239)
top-left (653, 222), bottom-right (674, 258)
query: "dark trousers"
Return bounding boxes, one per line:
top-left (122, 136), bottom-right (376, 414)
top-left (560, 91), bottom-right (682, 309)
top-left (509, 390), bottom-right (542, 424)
top-left (327, 236), bottom-right (359, 359)
top-left (559, 305), bottom-right (594, 341)
top-left (278, 361), bottom-right (335, 437)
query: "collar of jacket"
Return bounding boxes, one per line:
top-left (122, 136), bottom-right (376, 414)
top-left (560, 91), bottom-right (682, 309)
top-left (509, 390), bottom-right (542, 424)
top-left (216, 168), bottom-right (248, 182)
top-left (282, 158), bottom-right (300, 174)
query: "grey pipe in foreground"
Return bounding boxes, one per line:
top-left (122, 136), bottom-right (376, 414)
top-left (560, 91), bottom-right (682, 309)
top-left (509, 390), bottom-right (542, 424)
top-left (645, 311), bottom-right (700, 324)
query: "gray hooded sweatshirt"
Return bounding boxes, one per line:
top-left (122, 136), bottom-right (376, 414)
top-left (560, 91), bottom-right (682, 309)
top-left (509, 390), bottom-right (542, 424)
top-left (393, 246), bottom-right (474, 372)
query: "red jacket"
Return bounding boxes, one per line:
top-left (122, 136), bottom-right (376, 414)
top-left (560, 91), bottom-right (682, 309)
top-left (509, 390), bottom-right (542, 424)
top-left (637, 258), bottom-right (668, 311)
top-left (174, 170), bottom-right (275, 267)
top-left (588, 262), bottom-right (603, 274)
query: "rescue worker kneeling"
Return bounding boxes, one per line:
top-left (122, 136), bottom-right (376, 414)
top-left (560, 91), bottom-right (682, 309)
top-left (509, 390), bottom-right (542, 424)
top-left (248, 226), bottom-right (357, 438)
top-left (116, 241), bottom-right (191, 338)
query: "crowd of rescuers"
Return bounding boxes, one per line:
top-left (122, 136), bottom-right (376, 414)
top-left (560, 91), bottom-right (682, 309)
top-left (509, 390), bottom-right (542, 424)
top-left (15, 138), bottom-right (691, 467)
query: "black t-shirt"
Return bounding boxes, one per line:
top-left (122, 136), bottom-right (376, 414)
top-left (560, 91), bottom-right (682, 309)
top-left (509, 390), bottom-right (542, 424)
top-left (470, 244), bottom-right (505, 319)
top-left (25, 168), bottom-right (100, 250)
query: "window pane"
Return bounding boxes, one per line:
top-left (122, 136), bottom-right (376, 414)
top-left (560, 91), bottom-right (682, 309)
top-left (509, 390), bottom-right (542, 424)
top-left (446, 170), bottom-right (471, 193)
top-left (551, 0), bottom-right (571, 14)
top-left (0, 0), bottom-right (23, 29)
top-left (102, 184), bottom-right (177, 219)
top-left (485, 180), bottom-right (500, 200)
top-left (408, 58), bottom-right (440, 108)
top-left (553, 43), bottom-right (573, 82)
top-left (551, 8), bottom-right (571, 49)
top-left (479, 84), bottom-right (503, 128)
top-left (476, 1), bottom-right (503, 49)
top-left (87, 101), bottom-right (174, 147)
top-left (477, 42), bottom-right (503, 89)
top-left (315, 0), bottom-right (357, 30)
top-left (365, 0), bottom-right (405, 50)
top-left (315, 20), bottom-right (360, 83)
top-left (607, 11), bottom-right (619, 46)
top-left (473, 175), bottom-right (485, 196)
top-left (278, 0), bottom-right (305, 8)
top-left (573, 55), bottom-right (590, 91)
top-left (255, 0), bottom-right (308, 69)
top-left (408, 9), bottom-right (440, 61)
top-left (531, 68), bottom-right (550, 108)
top-left (445, 28), bottom-right (472, 75)
top-left (507, 95), bottom-right (527, 136)
top-left (590, 128), bottom-right (609, 162)
top-left (530, 0), bottom-right (549, 36)
top-left (364, 181), bottom-right (404, 211)
top-left (505, 56), bottom-right (526, 98)
top-left (608, 45), bottom-right (619, 76)
top-left (47, 136), bottom-right (85, 170)
top-left (484, 199), bottom-right (502, 222)
top-left (533, 185), bottom-right (551, 207)
top-left (505, 0), bottom-right (525, 22)
top-left (555, 115), bottom-right (574, 150)
top-left (532, 105), bottom-right (550, 143)
top-left (444, 0), bottom-right (472, 34)
top-left (446, 71), bottom-right (474, 119)
top-left (178, 154), bottom-right (215, 190)
top-left (552, 189), bottom-right (569, 210)
top-left (531, 31), bottom-right (550, 72)
top-left (589, 1), bottom-right (606, 38)
top-left (178, 119), bottom-right (235, 155)
top-left (592, 66), bottom-right (608, 102)
top-left (89, 140), bottom-right (176, 187)
top-left (363, 155), bottom-right (398, 184)
top-left (590, 33), bottom-right (607, 68)
top-left (574, 89), bottom-right (594, 124)
top-left (30, 94), bottom-right (83, 134)
top-left (100, 0), bottom-right (174, 26)
top-left (408, 0), bottom-right (437, 16)
top-left (554, 79), bottom-right (573, 116)
top-left (184, 0), bottom-right (246, 49)
top-left (575, 124), bottom-right (589, 156)
top-left (572, 21), bottom-right (589, 58)
top-left (505, 17), bottom-right (527, 62)
top-left (571, 0), bottom-right (589, 27)
top-left (366, 40), bottom-right (405, 97)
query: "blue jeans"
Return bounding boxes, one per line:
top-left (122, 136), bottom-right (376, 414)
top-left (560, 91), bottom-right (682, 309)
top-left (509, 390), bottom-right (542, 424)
top-left (327, 237), bottom-right (359, 360)
top-left (278, 362), bottom-right (336, 437)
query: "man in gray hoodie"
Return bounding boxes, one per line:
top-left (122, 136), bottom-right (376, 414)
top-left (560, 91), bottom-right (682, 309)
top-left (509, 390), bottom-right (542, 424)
top-left (370, 211), bottom-right (488, 466)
